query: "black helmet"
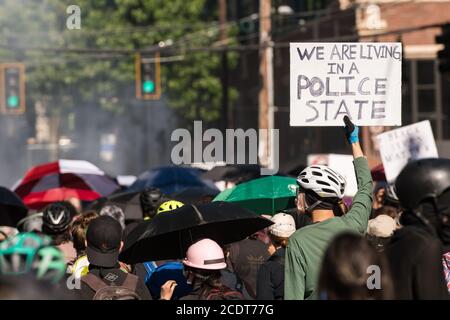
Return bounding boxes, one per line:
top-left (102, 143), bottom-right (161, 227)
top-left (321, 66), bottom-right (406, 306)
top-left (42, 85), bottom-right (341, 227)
top-left (139, 188), bottom-right (163, 217)
top-left (42, 202), bottom-right (74, 235)
top-left (395, 158), bottom-right (450, 211)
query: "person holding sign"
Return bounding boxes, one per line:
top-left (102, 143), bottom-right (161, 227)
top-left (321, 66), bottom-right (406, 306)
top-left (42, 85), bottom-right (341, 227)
top-left (284, 116), bottom-right (373, 300)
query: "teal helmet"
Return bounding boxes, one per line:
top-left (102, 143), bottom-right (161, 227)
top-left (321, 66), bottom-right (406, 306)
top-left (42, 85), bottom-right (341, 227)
top-left (32, 246), bottom-right (67, 284)
top-left (0, 232), bottom-right (52, 276)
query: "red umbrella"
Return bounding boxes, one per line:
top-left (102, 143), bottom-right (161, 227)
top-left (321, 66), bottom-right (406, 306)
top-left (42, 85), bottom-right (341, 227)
top-left (371, 163), bottom-right (386, 182)
top-left (14, 160), bottom-right (119, 210)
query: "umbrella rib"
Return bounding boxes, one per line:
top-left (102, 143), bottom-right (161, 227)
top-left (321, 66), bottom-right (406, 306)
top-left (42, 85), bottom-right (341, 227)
top-left (191, 204), bottom-right (204, 223)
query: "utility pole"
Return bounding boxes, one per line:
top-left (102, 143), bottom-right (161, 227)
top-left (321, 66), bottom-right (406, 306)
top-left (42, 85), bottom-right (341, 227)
top-left (219, 0), bottom-right (229, 132)
top-left (258, 0), bottom-right (274, 168)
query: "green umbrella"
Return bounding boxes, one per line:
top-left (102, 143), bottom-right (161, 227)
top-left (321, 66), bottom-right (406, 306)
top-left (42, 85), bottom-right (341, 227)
top-left (213, 186), bottom-right (236, 201)
top-left (213, 176), bottom-right (298, 215)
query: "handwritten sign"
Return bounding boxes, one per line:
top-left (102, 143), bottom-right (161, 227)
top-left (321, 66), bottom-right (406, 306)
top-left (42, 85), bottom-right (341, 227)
top-left (290, 42), bottom-right (402, 126)
top-left (377, 120), bottom-right (438, 182)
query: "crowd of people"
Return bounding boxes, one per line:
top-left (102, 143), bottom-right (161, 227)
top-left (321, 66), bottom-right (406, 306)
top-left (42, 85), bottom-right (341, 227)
top-left (0, 116), bottom-right (449, 300)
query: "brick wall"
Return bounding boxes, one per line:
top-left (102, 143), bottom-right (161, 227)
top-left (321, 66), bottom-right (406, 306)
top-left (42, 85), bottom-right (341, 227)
top-left (376, 2), bottom-right (450, 44)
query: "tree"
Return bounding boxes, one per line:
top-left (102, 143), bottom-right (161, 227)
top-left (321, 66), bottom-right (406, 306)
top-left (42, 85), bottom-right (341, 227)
top-left (0, 0), bottom-right (238, 123)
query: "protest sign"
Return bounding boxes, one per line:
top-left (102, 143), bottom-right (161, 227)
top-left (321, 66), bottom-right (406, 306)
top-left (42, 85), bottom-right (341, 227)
top-left (377, 120), bottom-right (438, 182)
top-left (290, 42), bottom-right (402, 126)
top-left (307, 153), bottom-right (357, 197)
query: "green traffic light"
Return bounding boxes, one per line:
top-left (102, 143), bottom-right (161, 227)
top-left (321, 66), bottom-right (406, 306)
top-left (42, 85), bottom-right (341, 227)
top-left (143, 80), bottom-right (155, 94)
top-left (7, 95), bottom-right (19, 108)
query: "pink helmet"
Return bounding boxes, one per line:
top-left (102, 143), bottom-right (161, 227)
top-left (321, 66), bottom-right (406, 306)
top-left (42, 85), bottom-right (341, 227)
top-left (183, 238), bottom-right (227, 270)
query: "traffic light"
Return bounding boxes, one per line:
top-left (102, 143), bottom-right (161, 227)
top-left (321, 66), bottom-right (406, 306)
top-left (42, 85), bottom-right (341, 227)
top-left (135, 52), bottom-right (161, 100)
top-left (0, 63), bottom-right (25, 114)
top-left (436, 23), bottom-right (450, 74)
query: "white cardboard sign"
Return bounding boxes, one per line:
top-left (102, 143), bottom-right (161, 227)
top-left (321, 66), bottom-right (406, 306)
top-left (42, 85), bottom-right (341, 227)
top-left (307, 153), bottom-right (357, 197)
top-left (290, 42), bottom-right (402, 126)
top-left (377, 120), bottom-right (438, 182)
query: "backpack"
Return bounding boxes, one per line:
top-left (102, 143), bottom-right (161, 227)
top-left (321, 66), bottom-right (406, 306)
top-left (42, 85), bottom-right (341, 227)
top-left (81, 273), bottom-right (141, 300)
top-left (147, 261), bottom-right (193, 300)
top-left (206, 286), bottom-right (244, 300)
top-left (142, 261), bottom-right (158, 283)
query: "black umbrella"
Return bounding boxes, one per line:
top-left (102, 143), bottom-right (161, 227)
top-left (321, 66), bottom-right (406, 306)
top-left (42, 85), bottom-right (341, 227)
top-left (0, 186), bottom-right (28, 227)
top-left (127, 166), bottom-right (212, 195)
top-left (119, 201), bottom-right (273, 264)
top-left (172, 186), bottom-right (220, 205)
top-left (201, 164), bottom-right (262, 182)
top-left (88, 191), bottom-right (144, 221)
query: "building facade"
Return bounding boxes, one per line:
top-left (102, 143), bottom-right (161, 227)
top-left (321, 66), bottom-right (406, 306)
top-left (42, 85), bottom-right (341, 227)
top-left (231, 0), bottom-right (450, 172)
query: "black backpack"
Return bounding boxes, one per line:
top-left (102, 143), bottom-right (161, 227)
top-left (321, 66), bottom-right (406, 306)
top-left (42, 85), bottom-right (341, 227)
top-left (81, 273), bottom-right (141, 300)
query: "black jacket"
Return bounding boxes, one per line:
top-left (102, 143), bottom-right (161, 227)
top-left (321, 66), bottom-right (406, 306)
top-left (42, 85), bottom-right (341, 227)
top-left (79, 264), bottom-right (152, 300)
top-left (385, 225), bottom-right (449, 300)
top-left (256, 247), bottom-right (285, 300)
top-left (228, 238), bottom-right (270, 299)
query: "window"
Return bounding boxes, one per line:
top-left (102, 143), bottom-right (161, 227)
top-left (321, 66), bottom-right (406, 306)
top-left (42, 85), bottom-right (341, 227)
top-left (402, 59), bottom-right (447, 141)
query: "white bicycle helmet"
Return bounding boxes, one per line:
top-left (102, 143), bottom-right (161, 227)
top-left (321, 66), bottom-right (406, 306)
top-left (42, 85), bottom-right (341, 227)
top-left (297, 165), bottom-right (346, 199)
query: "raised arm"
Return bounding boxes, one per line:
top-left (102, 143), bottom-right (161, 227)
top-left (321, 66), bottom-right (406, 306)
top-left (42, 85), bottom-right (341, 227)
top-left (344, 115), bottom-right (364, 159)
top-left (342, 116), bottom-right (373, 233)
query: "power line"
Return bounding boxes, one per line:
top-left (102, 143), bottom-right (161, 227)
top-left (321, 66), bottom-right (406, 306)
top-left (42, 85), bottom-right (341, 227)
top-left (0, 0), bottom-right (414, 55)
top-left (1, 21), bottom-right (446, 57)
top-left (22, 54), bottom-right (185, 67)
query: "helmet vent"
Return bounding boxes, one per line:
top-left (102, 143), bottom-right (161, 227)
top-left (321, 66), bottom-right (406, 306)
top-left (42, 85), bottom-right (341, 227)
top-left (301, 178), bottom-right (309, 183)
top-left (312, 171), bottom-right (323, 176)
top-left (322, 188), bottom-right (335, 194)
top-left (316, 180), bottom-right (330, 186)
top-left (323, 168), bottom-right (337, 176)
top-left (328, 176), bottom-right (338, 185)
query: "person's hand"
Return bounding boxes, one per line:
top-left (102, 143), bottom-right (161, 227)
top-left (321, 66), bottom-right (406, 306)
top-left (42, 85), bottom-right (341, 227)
top-left (160, 280), bottom-right (177, 300)
top-left (343, 116), bottom-right (359, 144)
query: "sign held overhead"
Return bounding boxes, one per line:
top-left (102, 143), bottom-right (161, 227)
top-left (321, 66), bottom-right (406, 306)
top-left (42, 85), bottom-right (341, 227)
top-left (290, 42), bottom-right (402, 126)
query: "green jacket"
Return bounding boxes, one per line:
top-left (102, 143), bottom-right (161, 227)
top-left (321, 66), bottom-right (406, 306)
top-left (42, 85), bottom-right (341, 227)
top-left (284, 157), bottom-right (373, 300)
